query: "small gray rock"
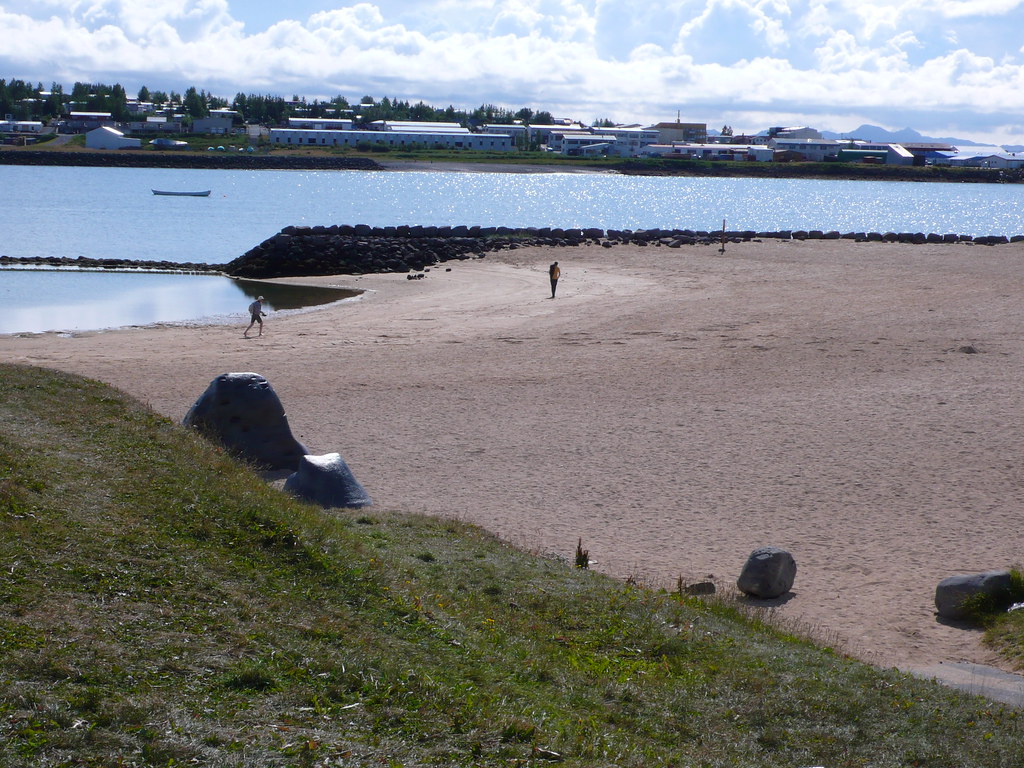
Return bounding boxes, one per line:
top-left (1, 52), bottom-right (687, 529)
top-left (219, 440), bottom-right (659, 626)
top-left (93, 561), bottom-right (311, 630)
top-left (284, 453), bottom-right (372, 509)
top-left (935, 570), bottom-right (1012, 620)
top-left (183, 372), bottom-right (308, 470)
top-left (737, 546), bottom-right (797, 599)
top-left (683, 581), bottom-right (716, 596)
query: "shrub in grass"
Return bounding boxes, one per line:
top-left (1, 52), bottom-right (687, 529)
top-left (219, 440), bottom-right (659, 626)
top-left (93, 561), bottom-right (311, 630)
top-left (958, 568), bottom-right (1024, 625)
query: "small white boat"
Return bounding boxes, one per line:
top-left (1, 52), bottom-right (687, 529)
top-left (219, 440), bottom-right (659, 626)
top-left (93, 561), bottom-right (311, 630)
top-left (152, 189), bottom-right (211, 197)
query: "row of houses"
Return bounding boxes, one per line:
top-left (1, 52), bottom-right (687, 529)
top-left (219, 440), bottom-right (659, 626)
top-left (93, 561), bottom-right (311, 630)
top-left (10, 109), bottom-right (1023, 168)
top-left (57, 110), bottom-right (239, 135)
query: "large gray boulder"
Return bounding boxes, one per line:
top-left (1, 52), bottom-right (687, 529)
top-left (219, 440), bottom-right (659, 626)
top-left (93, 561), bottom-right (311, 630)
top-left (284, 453), bottom-right (372, 509)
top-left (183, 372), bottom-right (308, 470)
top-left (934, 570), bottom-right (1012, 621)
top-left (737, 546), bottom-right (797, 599)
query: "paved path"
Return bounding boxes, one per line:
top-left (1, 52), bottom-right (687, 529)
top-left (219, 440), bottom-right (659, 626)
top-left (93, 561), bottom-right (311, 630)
top-left (909, 663), bottom-right (1024, 707)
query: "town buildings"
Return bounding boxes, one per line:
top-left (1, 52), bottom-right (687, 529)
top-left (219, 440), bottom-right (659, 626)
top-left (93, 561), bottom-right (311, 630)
top-left (1, 88), bottom-right (1012, 166)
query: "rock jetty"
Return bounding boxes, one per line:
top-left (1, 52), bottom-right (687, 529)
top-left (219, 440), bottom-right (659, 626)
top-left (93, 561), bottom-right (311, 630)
top-left (222, 224), bottom-right (1024, 279)
top-left (5, 224), bottom-right (1022, 278)
top-left (0, 254), bottom-right (222, 272)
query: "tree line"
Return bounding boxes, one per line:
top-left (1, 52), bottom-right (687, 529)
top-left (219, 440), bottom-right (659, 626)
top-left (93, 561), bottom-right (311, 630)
top-left (1, 78), bottom-right (555, 128)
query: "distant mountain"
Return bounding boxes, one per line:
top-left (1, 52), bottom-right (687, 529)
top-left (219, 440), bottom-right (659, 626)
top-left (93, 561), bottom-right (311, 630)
top-left (707, 123), bottom-right (1022, 153)
top-left (820, 124), bottom-right (1024, 153)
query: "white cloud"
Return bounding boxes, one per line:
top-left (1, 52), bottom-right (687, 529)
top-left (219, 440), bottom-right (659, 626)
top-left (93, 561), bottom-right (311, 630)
top-left (676, 0), bottom-right (793, 54)
top-left (927, 0), bottom-right (1024, 17)
top-left (0, 0), bottom-right (1023, 143)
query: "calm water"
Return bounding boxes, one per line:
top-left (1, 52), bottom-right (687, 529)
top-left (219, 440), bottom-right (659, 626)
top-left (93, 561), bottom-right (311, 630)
top-left (3, 164), bottom-right (1024, 333)
top-left (0, 269), bottom-right (356, 334)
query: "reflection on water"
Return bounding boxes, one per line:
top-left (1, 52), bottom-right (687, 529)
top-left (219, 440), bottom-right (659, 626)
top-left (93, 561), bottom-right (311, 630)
top-left (0, 269), bottom-right (358, 334)
top-left (233, 278), bottom-right (359, 310)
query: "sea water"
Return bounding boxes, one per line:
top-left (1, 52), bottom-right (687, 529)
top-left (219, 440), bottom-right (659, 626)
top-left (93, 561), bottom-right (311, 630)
top-left (3, 164), bottom-right (1024, 333)
top-left (0, 269), bottom-right (356, 334)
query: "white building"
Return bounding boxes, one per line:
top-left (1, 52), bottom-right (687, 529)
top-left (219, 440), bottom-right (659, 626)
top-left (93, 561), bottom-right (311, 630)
top-left (555, 133), bottom-right (615, 155)
top-left (840, 141), bottom-right (915, 166)
top-left (85, 126), bottom-right (141, 149)
top-left (546, 125), bottom-right (664, 157)
top-left (545, 130), bottom-right (598, 153)
top-left (527, 123), bottom-right (586, 145)
top-left (481, 123), bottom-right (527, 138)
top-left (769, 126), bottom-right (823, 140)
top-left (287, 117), bottom-right (353, 131)
top-left (950, 152), bottom-right (1024, 169)
top-left (269, 127), bottom-right (515, 152)
top-left (367, 120), bottom-right (467, 134)
top-left (768, 137), bottom-right (841, 161)
top-left (644, 143), bottom-right (762, 161)
top-left (0, 120), bottom-right (44, 133)
top-left (599, 127), bottom-right (661, 157)
top-left (932, 145), bottom-right (1008, 166)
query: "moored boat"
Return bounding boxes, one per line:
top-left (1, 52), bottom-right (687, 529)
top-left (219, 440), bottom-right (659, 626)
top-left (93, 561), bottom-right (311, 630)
top-left (152, 189), bottom-right (211, 197)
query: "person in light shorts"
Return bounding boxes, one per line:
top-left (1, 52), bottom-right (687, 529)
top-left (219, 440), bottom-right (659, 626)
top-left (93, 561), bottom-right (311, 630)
top-left (244, 296), bottom-right (266, 337)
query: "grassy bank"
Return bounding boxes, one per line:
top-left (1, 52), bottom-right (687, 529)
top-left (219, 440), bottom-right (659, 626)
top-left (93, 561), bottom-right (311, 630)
top-left (1, 362), bottom-right (1023, 767)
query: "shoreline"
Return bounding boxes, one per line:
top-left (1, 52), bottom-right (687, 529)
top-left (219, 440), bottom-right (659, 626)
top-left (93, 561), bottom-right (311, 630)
top-left (6, 224), bottom-right (1020, 284)
top-left (4, 239), bottom-right (1024, 699)
top-left (4, 146), bottom-right (1021, 183)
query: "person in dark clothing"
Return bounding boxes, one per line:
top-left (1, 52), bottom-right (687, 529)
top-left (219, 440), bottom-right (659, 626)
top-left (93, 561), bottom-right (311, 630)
top-left (549, 261), bottom-right (561, 298)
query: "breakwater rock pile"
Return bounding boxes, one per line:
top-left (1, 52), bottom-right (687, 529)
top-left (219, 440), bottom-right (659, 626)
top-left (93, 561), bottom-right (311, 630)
top-left (224, 224), bottom-right (1024, 279)
top-left (0, 254), bottom-right (222, 272)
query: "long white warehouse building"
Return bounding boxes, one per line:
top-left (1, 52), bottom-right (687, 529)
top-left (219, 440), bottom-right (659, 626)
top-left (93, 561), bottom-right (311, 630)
top-left (269, 128), bottom-right (516, 151)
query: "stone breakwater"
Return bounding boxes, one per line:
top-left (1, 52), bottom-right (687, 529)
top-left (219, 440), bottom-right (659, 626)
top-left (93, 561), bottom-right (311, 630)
top-left (223, 223), bottom-right (1024, 279)
top-left (4, 224), bottom-right (1021, 277)
top-left (0, 254), bottom-right (223, 272)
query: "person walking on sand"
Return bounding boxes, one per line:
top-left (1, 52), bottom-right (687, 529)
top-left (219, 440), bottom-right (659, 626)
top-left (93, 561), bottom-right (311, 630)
top-left (244, 296), bottom-right (266, 337)
top-left (549, 261), bottom-right (561, 298)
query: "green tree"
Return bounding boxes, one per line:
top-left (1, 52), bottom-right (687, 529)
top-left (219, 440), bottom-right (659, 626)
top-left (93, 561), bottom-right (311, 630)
top-left (183, 86), bottom-right (207, 118)
top-left (44, 82), bottom-right (65, 119)
top-left (109, 83), bottom-right (130, 121)
top-left (0, 80), bottom-right (10, 119)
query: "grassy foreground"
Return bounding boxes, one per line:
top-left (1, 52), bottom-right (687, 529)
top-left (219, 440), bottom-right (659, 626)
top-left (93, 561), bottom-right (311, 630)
top-left (1, 363), bottom-right (1023, 767)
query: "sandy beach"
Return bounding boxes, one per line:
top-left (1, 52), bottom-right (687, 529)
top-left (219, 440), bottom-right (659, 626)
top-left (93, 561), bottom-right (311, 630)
top-left (4, 238), bottom-right (1023, 684)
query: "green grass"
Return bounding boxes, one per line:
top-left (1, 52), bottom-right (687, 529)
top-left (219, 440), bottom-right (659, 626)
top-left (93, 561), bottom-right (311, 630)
top-left (955, 570), bottom-right (1024, 669)
top-left (2, 362), bottom-right (1023, 767)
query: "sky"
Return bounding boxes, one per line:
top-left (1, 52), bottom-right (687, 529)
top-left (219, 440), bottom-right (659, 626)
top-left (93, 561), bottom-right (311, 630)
top-left (2, 0), bottom-right (1024, 144)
